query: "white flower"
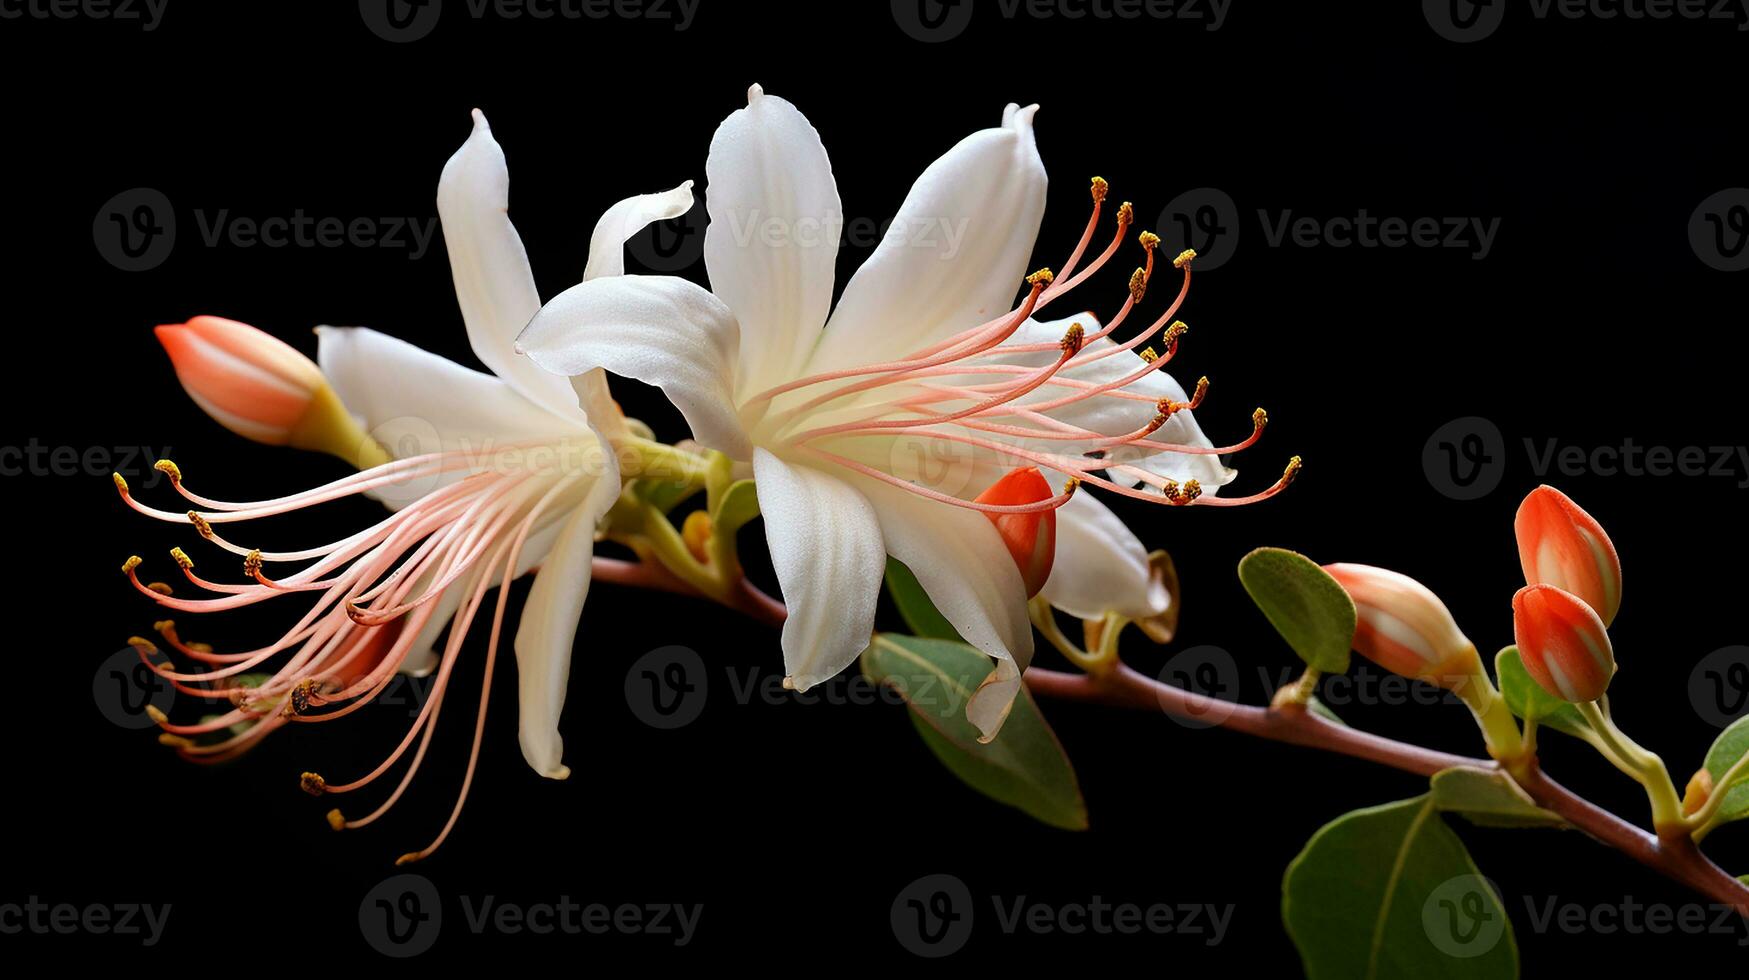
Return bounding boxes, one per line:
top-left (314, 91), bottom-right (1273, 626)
top-left (516, 86), bottom-right (1286, 737)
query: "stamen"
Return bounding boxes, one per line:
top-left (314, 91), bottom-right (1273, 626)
top-left (187, 511), bottom-right (213, 539)
top-left (1173, 248), bottom-right (1196, 269)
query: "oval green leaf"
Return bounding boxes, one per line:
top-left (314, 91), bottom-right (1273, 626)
top-left (860, 634), bottom-right (1086, 831)
top-left (1238, 548), bottom-right (1355, 672)
top-left (1703, 715), bottom-right (1749, 824)
top-left (1431, 767), bottom-right (1564, 829)
top-left (1494, 647), bottom-right (1590, 740)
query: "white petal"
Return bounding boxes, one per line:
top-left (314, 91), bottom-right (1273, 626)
top-left (511, 460), bottom-right (622, 779)
top-left (437, 109), bottom-right (582, 421)
top-left (752, 449), bottom-right (886, 689)
top-left (850, 474), bottom-right (1032, 664)
top-left (582, 181), bottom-right (697, 281)
top-left (1041, 492), bottom-right (1167, 620)
top-left (810, 104), bottom-right (1046, 371)
top-left (316, 326), bottom-right (581, 508)
top-left (516, 274), bottom-right (753, 459)
top-left (704, 85), bottom-right (843, 394)
top-left (965, 656), bottom-right (1023, 743)
top-left (402, 512), bottom-right (569, 677)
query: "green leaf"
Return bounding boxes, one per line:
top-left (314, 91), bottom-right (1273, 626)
top-left (1308, 696), bottom-right (1347, 727)
top-left (1430, 767), bottom-right (1564, 829)
top-left (1283, 796), bottom-right (1518, 979)
top-left (1238, 548), bottom-right (1355, 672)
top-left (1494, 647), bottom-right (1590, 740)
top-left (1703, 715), bottom-right (1749, 824)
top-left (860, 634), bottom-right (1086, 831)
top-left (708, 478), bottom-right (761, 537)
top-left (883, 558), bottom-right (964, 642)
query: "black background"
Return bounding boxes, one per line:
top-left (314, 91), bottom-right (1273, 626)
top-left (5, 0), bottom-right (1748, 970)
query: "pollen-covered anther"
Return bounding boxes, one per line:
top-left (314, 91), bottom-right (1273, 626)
top-left (1138, 230), bottom-right (1160, 252)
top-left (126, 635), bottom-right (159, 655)
top-left (1090, 176), bottom-right (1109, 202)
top-left (285, 679), bottom-right (318, 717)
top-left (154, 459), bottom-right (182, 483)
top-left (1252, 407), bottom-right (1269, 430)
top-left (1168, 479), bottom-right (1203, 506)
top-left (1282, 455), bottom-right (1304, 485)
top-left (1117, 201), bottom-right (1134, 226)
top-left (1145, 413), bottom-right (1168, 434)
top-left (1189, 375), bottom-right (1210, 407)
top-left (1173, 248), bottom-right (1197, 269)
top-left (326, 809), bottom-right (347, 832)
top-left (146, 582), bottom-right (173, 596)
top-left (1128, 268), bottom-right (1148, 303)
top-left (122, 555), bottom-right (143, 575)
top-left (145, 704), bottom-right (169, 725)
top-left (186, 511), bottom-right (213, 538)
top-left (1026, 267), bottom-right (1055, 287)
top-left (169, 547), bottom-right (193, 571)
top-left (300, 772), bottom-right (328, 796)
top-left (111, 473), bottom-right (129, 495)
top-left (243, 550), bottom-right (263, 578)
top-left (1164, 320), bottom-right (1190, 346)
top-left (1059, 322), bottom-right (1086, 355)
top-left (1062, 477), bottom-right (1082, 498)
top-left (1139, 346), bottom-right (1159, 363)
top-left (158, 733), bottom-right (194, 750)
top-left (1156, 397), bottom-right (1180, 419)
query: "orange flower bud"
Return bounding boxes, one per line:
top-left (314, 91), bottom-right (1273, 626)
top-left (155, 316), bottom-right (387, 468)
top-left (1323, 563), bottom-right (1479, 687)
top-left (1512, 584), bottom-right (1616, 703)
top-left (1515, 485), bottom-right (1621, 627)
top-left (975, 467), bottom-right (1057, 597)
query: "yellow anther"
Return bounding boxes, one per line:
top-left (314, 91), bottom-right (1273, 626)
top-left (126, 635), bottom-right (158, 654)
top-left (1176, 479), bottom-right (1203, 504)
top-left (145, 704), bottom-right (168, 724)
top-left (1117, 201), bottom-right (1134, 226)
top-left (1139, 346), bottom-right (1159, 362)
top-left (122, 555), bottom-right (143, 574)
top-left (1165, 320), bottom-right (1190, 345)
top-left (243, 550), bottom-right (263, 577)
top-left (395, 852), bottom-right (423, 867)
top-left (1090, 176), bottom-right (1109, 202)
top-left (326, 809), bottom-right (347, 832)
top-left (111, 472), bottom-right (129, 494)
top-left (1156, 397), bottom-right (1179, 418)
top-left (187, 511), bottom-right (213, 538)
top-left (147, 582), bottom-right (174, 596)
top-left (285, 679), bottom-right (318, 717)
top-left (300, 772), bottom-right (328, 796)
top-left (1138, 231), bottom-right (1160, 252)
top-left (1128, 268), bottom-right (1148, 303)
top-left (158, 733), bottom-right (195, 750)
top-left (1173, 248), bottom-right (1197, 269)
top-left (1191, 375), bottom-right (1210, 404)
top-left (1026, 267), bottom-right (1055, 287)
top-left (186, 642), bottom-right (212, 654)
top-left (1060, 322), bottom-right (1086, 356)
top-left (1282, 456), bottom-right (1303, 485)
top-left (1252, 407), bottom-right (1269, 429)
top-left (1146, 413), bottom-right (1167, 433)
top-left (681, 510), bottom-right (713, 565)
top-left (1062, 477), bottom-right (1082, 498)
top-left (154, 459), bottom-right (182, 482)
top-left (153, 619), bottom-right (173, 633)
top-left (169, 547), bottom-right (193, 570)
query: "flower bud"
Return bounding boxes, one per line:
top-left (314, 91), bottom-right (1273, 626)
top-left (1515, 485), bottom-right (1621, 626)
top-left (1323, 563), bottom-right (1480, 688)
top-left (1512, 584), bottom-right (1616, 703)
top-left (975, 467), bottom-right (1057, 597)
top-left (155, 316), bottom-right (386, 468)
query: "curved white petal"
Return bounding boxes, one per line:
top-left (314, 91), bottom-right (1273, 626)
top-left (438, 109), bottom-right (582, 422)
top-left (965, 656), bottom-right (1023, 743)
top-left (811, 104), bottom-right (1046, 371)
top-left (1041, 492), bottom-right (1167, 620)
top-left (582, 181), bottom-right (697, 281)
top-left (316, 326), bottom-right (582, 508)
top-left (516, 275), bottom-right (752, 459)
top-left (850, 474), bottom-right (1032, 664)
top-left (703, 84), bottom-right (843, 394)
top-left (753, 449), bottom-right (886, 690)
top-left (511, 462), bottom-right (621, 780)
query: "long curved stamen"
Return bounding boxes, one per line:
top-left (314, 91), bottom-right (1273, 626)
top-left (796, 444), bottom-right (1075, 515)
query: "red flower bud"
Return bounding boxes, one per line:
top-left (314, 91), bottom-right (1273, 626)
top-left (1324, 563), bottom-right (1478, 687)
top-left (975, 467), bottom-right (1057, 597)
top-left (1512, 584), bottom-right (1616, 702)
top-left (1515, 485), bottom-right (1621, 627)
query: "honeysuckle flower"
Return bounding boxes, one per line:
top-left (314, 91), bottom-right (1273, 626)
top-left (113, 110), bottom-right (695, 862)
top-left (516, 85), bottom-right (1297, 736)
top-left (1512, 583), bottom-right (1617, 703)
top-left (1324, 563), bottom-right (1481, 688)
top-left (1515, 485), bottom-right (1622, 627)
